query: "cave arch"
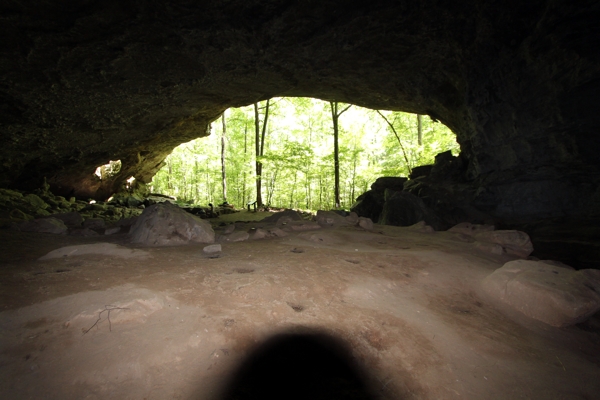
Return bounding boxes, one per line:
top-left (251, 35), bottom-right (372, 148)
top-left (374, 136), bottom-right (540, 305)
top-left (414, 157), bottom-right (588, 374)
top-left (1, 0), bottom-right (599, 229)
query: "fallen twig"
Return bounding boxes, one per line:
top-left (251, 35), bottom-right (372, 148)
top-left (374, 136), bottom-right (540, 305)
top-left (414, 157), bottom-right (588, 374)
top-left (82, 305), bottom-right (129, 335)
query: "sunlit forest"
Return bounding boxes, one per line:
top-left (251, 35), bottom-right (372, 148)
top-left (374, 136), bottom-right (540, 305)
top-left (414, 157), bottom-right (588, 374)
top-left (150, 98), bottom-right (459, 211)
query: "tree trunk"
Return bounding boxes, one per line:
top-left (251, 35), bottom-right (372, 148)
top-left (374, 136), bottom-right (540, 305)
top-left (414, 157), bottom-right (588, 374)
top-left (417, 114), bottom-right (423, 146)
top-left (254, 100), bottom-right (270, 208)
top-left (376, 110), bottom-right (413, 175)
top-left (330, 101), bottom-right (351, 209)
top-left (221, 114), bottom-right (227, 203)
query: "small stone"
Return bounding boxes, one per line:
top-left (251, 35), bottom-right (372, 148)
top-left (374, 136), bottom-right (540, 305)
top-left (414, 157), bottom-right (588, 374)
top-left (203, 244), bottom-right (222, 254)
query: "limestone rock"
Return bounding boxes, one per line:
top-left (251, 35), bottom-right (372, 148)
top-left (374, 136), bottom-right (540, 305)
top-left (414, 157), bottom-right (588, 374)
top-left (23, 194), bottom-right (49, 210)
top-left (39, 243), bottom-right (150, 260)
top-left (358, 217), bottom-right (374, 231)
top-left (351, 190), bottom-right (386, 222)
top-left (223, 224), bottom-right (236, 234)
top-left (69, 228), bottom-right (99, 237)
top-left (482, 260), bottom-right (600, 327)
top-left (283, 221), bottom-right (321, 232)
top-left (370, 177), bottom-right (407, 193)
top-left (261, 210), bottom-right (303, 224)
top-left (448, 222), bottom-right (495, 236)
top-left (316, 211), bottom-right (352, 228)
top-left (104, 226), bottom-right (122, 235)
top-left (130, 202), bottom-right (215, 246)
top-left (249, 228), bottom-right (269, 240)
top-left (220, 231), bottom-right (250, 242)
top-left (345, 212), bottom-right (359, 225)
top-left (83, 218), bottom-right (106, 231)
top-left (407, 221), bottom-right (435, 233)
top-left (379, 191), bottom-right (444, 230)
top-left (15, 217), bottom-right (67, 234)
top-left (474, 230), bottom-right (533, 258)
top-left (51, 212), bottom-right (83, 227)
top-left (203, 244), bottom-right (222, 254)
top-left (268, 228), bottom-right (288, 237)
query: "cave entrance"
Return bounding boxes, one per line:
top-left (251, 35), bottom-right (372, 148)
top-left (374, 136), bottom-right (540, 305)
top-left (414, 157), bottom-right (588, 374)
top-left (150, 98), bottom-right (459, 212)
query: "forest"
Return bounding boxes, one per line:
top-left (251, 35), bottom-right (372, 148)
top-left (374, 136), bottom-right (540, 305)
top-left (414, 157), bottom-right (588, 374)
top-left (150, 97), bottom-right (459, 212)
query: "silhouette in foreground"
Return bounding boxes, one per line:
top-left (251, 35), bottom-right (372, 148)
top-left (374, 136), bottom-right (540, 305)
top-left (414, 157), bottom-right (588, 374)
top-left (220, 332), bottom-right (378, 400)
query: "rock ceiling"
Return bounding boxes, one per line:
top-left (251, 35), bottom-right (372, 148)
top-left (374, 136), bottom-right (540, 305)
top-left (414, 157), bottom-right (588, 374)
top-left (1, 1), bottom-right (599, 225)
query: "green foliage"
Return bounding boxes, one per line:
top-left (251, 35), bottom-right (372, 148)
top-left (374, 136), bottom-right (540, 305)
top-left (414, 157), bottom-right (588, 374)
top-left (150, 98), bottom-right (460, 211)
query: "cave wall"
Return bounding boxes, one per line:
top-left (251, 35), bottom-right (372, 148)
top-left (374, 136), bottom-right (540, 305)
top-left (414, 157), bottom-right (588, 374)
top-left (1, 0), bottom-right (599, 223)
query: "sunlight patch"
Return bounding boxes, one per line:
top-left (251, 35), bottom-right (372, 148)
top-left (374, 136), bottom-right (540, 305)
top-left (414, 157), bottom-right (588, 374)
top-left (94, 160), bottom-right (121, 180)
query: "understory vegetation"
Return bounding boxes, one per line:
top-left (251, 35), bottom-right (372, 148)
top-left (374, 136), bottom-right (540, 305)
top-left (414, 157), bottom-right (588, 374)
top-left (150, 97), bottom-right (459, 211)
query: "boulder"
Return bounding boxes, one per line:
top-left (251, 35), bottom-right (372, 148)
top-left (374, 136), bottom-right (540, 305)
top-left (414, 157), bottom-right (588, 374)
top-left (51, 212), bottom-right (84, 227)
top-left (407, 221), bottom-right (435, 233)
top-left (409, 165), bottom-right (433, 180)
top-left (474, 230), bottom-right (533, 258)
top-left (358, 217), bottom-right (374, 231)
top-left (203, 244), bottom-right (222, 254)
top-left (261, 209), bottom-right (303, 224)
top-left (69, 228), bottom-right (100, 237)
top-left (269, 228), bottom-right (288, 237)
top-left (249, 228), bottom-right (269, 240)
top-left (482, 260), bottom-right (600, 327)
top-left (345, 212), bottom-right (359, 225)
top-left (448, 222), bottom-right (495, 236)
top-left (316, 210), bottom-right (352, 228)
top-left (220, 231), bottom-right (250, 242)
top-left (83, 218), bottom-right (106, 231)
top-left (15, 217), bottom-right (67, 234)
top-left (350, 190), bottom-right (385, 222)
top-left (104, 226), bottom-right (122, 235)
top-left (39, 243), bottom-right (150, 260)
top-left (283, 221), bottom-right (322, 231)
top-left (378, 191), bottom-right (445, 230)
top-left (130, 202), bottom-right (215, 246)
top-left (370, 177), bottom-right (407, 192)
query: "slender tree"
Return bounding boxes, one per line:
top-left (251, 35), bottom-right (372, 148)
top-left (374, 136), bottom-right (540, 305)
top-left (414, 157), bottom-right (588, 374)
top-left (329, 101), bottom-right (352, 208)
top-left (376, 110), bottom-right (413, 175)
top-left (417, 114), bottom-right (423, 146)
top-left (254, 100), bottom-right (270, 208)
top-left (221, 114), bottom-right (227, 203)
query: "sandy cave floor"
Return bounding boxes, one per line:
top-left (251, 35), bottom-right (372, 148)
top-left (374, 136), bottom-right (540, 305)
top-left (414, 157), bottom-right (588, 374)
top-left (0, 213), bottom-right (599, 399)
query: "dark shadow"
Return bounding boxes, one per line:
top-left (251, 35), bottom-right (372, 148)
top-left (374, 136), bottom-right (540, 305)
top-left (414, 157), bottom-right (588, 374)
top-left (219, 331), bottom-right (380, 400)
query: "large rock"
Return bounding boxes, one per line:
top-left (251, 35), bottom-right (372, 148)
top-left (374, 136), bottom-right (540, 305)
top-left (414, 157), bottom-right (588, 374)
top-left (130, 202), bottom-right (214, 246)
top-left (261, 209), bottom-right (303, 224)
top-left (482, 260), bottom-right (600, 327)
top-left (39, 243), bottom-right (150, 260)
top-left (370, 177), bottom-right (407, 193)
top-left (316, 211), bottom-right (353, 228)
top-left (474, 230), bottom-right (533, 258)
top-left (378, 191), bottom-right (445, 230)
top-left (15, 217), bottom-right (67, 234)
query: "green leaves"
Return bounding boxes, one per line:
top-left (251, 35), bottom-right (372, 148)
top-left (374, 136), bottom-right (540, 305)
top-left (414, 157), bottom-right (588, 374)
top-left (150, 98), bottom-right (459, 211)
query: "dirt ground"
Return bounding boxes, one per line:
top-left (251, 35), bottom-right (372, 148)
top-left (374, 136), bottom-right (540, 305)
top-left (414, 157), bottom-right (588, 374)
top-left (0, 211), bottom-right (599, 399)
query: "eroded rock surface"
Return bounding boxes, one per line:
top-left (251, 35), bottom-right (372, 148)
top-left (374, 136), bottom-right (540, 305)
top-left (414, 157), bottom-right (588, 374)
top-left (130, 202), bottom-right (215, 246)
top-left (483, 260), bottom-right (600, 327)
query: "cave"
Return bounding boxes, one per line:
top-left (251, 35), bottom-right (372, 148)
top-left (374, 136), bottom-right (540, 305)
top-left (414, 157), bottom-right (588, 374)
top-left (1, 1), bottom-right (599, 399)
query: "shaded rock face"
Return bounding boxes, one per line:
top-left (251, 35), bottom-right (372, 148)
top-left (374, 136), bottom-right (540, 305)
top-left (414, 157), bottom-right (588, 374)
top-left (1, 1), bottom-right (599, 228)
